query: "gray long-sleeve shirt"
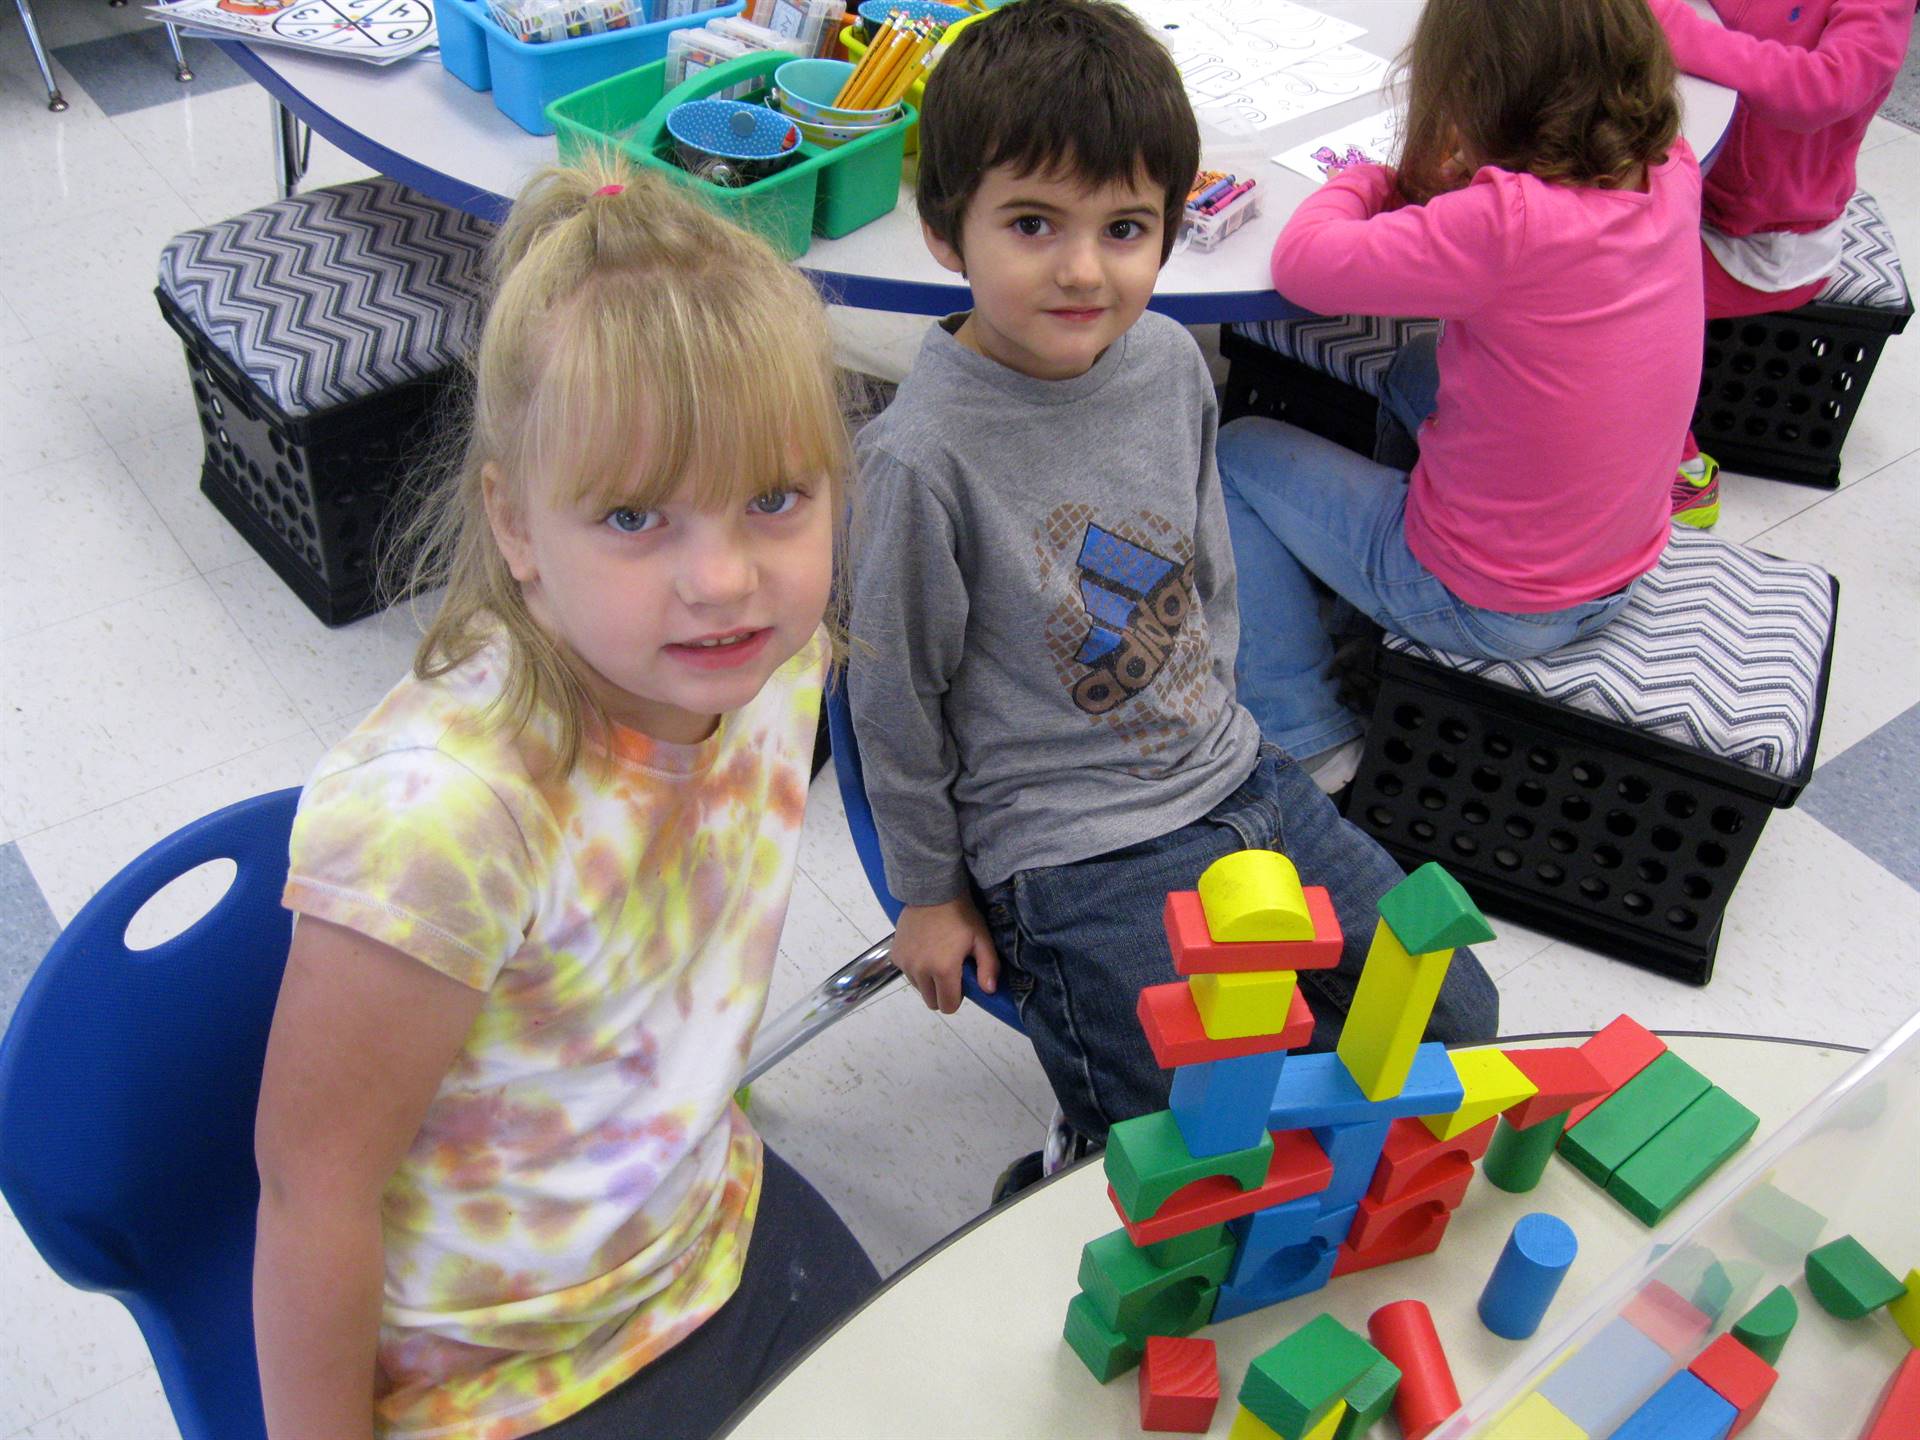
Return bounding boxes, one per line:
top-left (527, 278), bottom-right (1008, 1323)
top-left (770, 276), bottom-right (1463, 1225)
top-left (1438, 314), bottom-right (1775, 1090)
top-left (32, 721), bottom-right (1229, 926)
top-left (847, 312), bottom-right (1262, 904)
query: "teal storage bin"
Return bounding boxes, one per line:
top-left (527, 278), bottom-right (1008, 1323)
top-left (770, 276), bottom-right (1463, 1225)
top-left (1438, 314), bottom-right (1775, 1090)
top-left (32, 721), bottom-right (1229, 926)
top-left (438, 0), bottom-right (745, 136)
top-left (436, 0), bottom-right (492, 91)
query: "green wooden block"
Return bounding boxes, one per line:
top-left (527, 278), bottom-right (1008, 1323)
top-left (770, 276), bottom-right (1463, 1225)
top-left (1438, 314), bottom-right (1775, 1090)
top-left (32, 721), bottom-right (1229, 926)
top-left (1730, 1182), bottom-right (1826, 1265)
top-left (1063, 1291), bottom-right (1143, 1382)
top-left (1375, 862), bottom-right (1495, 953)
top-left (1731, 1285), bottom-right (1799, 1366)
top-left (1806, 1235), bottom-right (1907, 1319)
top-left (1331, 1353), bottom-right (1402, 1440)
top-left (1606, 1086), bottom-right (1758, 1225)
top-left (1559, 1051), bottom-right (1710, 1188)
top-left (1105, 1110), bottom-right (1274, 1223)
top-left (1484, 1112), bottom-right (1565, 1194)
top-left (1078, 1226), bottom-right (1236, 1335)
top-left (1240, 1313), bottom-right (1381, 1439)
top-left (1694, 1258), bottom-right (1766, 1321)
top-left (1142, 1223), bottom-right (1230, 1269)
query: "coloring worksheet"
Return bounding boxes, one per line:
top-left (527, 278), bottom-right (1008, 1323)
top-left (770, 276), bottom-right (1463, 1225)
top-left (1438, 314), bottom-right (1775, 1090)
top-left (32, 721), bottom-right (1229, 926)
top-left (1272, 108), bottom-right (1404, 182)
top-left (1194, 41), bottom-right (1389, 130)
top-left (143, 0), bottom-right (437, 62)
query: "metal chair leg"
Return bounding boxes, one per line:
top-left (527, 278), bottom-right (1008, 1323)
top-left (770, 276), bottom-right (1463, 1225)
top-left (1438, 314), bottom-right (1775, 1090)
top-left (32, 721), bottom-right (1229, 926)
top-left (741, 936), bottom-right (907, 1086)
top-left (162, 21), bottom-right (193, 81)
top-left (271, 97), bottom-right (309, 199)
top-left (14, 0), bottom-right (68, 111)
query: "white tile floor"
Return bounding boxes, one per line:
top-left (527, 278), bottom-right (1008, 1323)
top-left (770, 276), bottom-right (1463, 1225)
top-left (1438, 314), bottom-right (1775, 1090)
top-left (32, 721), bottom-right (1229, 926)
top-left (2, 9), bottom-right (1919, 1437)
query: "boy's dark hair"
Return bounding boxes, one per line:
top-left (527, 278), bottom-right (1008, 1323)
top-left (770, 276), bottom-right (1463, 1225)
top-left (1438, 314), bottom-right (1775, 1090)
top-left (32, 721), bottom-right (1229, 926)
top-left (917, 0), bottom-right (1200, 263)
top-left (1396, 0), bottom-right (1680, 205)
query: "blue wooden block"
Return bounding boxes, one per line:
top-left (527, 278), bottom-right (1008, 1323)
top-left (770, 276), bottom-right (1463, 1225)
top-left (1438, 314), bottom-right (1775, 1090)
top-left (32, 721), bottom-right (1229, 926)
top-left (1538, 1316), bottom-right (1675, 1435)
top-left (1228, 1194), bottom-right (1320, 1273)
top-left (1314, 1118), bottom-right (1391, 1211)
top-left (1478, 1213), bottom-right (1578, 1340)
top-left (1610, 1370), bottom-right (1736, 1440)
top-left (1172, 1049), bottom-right (1291, 1158)
top-left (1211, 1235), bottom-right (1339, 1322)
top-left (1267, 1045), bottom-right (1464, 1131)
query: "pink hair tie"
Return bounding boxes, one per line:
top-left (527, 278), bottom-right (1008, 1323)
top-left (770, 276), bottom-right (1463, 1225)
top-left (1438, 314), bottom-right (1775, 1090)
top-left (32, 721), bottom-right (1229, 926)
top-left (593, 183), bottom-right (625, 197)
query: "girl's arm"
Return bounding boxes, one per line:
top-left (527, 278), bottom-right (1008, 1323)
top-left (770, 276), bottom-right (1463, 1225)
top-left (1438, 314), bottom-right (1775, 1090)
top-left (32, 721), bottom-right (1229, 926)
top-left (254, 916), bottom-right (486, 1440)
top-left (1649, 0), bottom-right (1911, 132)
top-left (1271, 165), bottom-right (1519, 322)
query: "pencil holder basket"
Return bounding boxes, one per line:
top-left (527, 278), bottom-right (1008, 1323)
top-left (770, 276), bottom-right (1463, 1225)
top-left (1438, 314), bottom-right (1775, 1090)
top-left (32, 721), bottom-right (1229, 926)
top-left (154, 179), bottom-right (490, 626)
top-left (838, 7), bottom-right (985, 154)
top-left (547, 50), bottom-right (912, 257)
top-left (437, 0), bottom-right (745, 136)
top-left (1346, 530), bottom-right (1839, 987)
top-left (1689, 192), bottom-right (1911, 488)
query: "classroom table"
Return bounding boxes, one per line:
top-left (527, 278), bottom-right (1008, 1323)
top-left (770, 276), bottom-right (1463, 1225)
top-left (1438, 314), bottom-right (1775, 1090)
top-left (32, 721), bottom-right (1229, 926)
top-left (718, 1030), bottom-right (1906, 1440)
top-left (219, 0), bottom-right (1736, 322)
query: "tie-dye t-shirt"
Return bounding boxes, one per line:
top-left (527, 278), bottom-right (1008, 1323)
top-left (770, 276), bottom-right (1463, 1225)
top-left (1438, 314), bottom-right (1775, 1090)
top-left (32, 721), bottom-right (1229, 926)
top-left (282, 628), bottom-right (826, 1440)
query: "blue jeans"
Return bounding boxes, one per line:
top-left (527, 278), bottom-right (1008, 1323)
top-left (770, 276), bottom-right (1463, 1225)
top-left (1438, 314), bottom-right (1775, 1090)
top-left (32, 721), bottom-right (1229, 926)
top-left (978, 745), bottom-right (1499, 1144)
top-left (1216, 401), bottom-right (1635, 758)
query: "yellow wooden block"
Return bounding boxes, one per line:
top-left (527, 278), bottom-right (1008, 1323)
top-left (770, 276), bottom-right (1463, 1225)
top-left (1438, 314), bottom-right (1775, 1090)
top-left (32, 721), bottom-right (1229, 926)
top-left (1481, 1391), bottom-right (1588, 1439)
top-left (1227, 1405), bottom-right (1284, 1440)
top-left (1190, 968), bottom-right (1300, 1041)
top-left (1197, 850), bottom-right (1313, 941)
top-left (1890, 1268), bottom-right (1920, 1348)
top-left (1335, 919), bottom-right (1452, 1101)
top-left (1301, 1401), bottom-right (1347, 1440)
top-left (1422, 1048), bottom-right (1540, 1141)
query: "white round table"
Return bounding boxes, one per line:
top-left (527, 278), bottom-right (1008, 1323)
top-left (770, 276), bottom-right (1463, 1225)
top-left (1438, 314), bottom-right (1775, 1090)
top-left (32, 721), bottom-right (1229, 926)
top-left (219, 0), bottom-right (1735, 320)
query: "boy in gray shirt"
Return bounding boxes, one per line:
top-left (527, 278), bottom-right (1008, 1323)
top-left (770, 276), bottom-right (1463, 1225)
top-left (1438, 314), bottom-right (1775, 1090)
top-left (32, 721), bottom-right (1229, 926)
top-left (847, 0), bottom-right (1497, 1148)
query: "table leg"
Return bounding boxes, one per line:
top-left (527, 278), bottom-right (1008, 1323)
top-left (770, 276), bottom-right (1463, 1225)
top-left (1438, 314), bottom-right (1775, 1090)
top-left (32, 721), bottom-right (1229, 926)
top-left (272, 97), bottom-right (310, 199)
top-left (162, 21), bottom-right (193, 82)
top-left (14, 0), bottom-right (69, 112)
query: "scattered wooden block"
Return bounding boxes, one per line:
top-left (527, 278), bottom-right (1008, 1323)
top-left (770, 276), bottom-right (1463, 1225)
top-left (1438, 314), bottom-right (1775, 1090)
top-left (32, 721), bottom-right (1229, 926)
top-left (1606, 1086), bottom-right (1759, 1226)
top-left (1480, 1392), bottom-right (1590, 1440)
top-left (1139, 1335), bottom-right (1220, 1433)
top-left (1861, 1350), bottom-right (1920, 1440)
top-left (1483, 1113), bottom-right (1565, 1195)
top-left (1198, 849), bottom-right (1314, 941)
top-left (1423, 1048), bottom-right (1538, 1141)
top-left (1806, 1235), bottom-right (1908, 1320)
top-left (1240, 1313), bottom-right (1379, 1440)
top-left (1728, 1181), bottom-right (1825, 1265)
top-left (1623, 1279), bottom-right (1713, 1357)
top-left (1367, 1300), bottom-right (1460, 1440)
top-left (1609, 1370), bottom-right (1737, 1440)
top-left (1538, 1315), bottom-right (1674, 1436)
top-left (1886, 1268), bottom-right (1920, 1349)
top-left (1166, 887), bottom-right (1343, 974)
top-left (1139, 979), bottom-right (1314, 1067)
top-left (1565, 1015), bottom-right (1667, 1128)
top-left (1334, 920), bottom-right (1454, 1102)
top-left (1477, 1213), bottom-right (1578, 1342)
top-left (1330, 1353), bottom-right (1402, 1440)
top-left (1560, 1051), bottom-right (1711, 1188)
top-left (1375, 861), bottom-right (1495, 953)
top-left (1730, 1285), bottom-right (1798, 1367)
top-left (1688, 1333), bottom-right (1777, 1437)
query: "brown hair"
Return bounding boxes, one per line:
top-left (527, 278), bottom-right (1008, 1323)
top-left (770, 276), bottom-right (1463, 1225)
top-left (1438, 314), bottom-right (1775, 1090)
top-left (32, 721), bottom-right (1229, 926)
top-left (1394, 0), bottom-right (1680, 206)
top-left (917, 0), bottom-right (1199, 263)
top-left (386, 155), bottom-right (851, 775)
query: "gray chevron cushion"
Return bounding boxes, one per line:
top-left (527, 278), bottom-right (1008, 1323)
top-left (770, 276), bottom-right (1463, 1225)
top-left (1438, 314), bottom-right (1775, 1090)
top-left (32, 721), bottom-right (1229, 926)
top-left (1383, 530), bottom-right (1834, 783)
top-left (1228, 312), bottom-right (1440, 399)
top-left (1816, 189), bottom-right (1909, 313)
top-left (158, 178), bottom-right (492, 419)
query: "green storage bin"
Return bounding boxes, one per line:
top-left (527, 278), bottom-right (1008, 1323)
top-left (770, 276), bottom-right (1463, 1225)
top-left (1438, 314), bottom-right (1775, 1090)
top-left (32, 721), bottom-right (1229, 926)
top-left (546, 51), bottom-right (912, 258)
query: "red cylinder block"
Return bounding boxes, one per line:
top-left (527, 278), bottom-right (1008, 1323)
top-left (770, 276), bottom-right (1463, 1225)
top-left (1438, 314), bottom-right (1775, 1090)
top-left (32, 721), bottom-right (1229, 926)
top-left (1368, 1299), bottom-right (1461, 1440)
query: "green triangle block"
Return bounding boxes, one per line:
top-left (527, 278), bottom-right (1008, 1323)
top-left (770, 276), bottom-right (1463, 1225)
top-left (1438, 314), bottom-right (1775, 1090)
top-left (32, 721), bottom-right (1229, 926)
top-left (1806, 1235), bottom-right (1907, 1319)
top-left (1731, 1285), bottom-right (1798, 1366)
top-left (1376, 863), bottom-right (1495, 953)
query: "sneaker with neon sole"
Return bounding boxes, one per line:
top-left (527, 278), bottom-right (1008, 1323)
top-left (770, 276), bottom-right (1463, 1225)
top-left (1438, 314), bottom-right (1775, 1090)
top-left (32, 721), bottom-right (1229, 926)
top-left (1672, 452), bottom-right (1720, 529)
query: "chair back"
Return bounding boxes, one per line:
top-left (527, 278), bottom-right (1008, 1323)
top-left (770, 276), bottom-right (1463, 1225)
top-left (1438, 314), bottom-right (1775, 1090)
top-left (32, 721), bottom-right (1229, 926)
top-left (0, 788), bottom-right (300, 1440)
top-left (825, 681), bottom-right (1022, 1030)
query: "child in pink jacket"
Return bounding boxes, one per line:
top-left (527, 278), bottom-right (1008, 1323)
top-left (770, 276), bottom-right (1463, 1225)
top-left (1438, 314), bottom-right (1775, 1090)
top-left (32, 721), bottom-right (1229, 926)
top-left (1652, 0), bottom-right (1915, 526)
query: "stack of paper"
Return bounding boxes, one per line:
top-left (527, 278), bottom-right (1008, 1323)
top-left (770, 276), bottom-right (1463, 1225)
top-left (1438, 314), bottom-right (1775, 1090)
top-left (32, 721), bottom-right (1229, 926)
top-left (145, 0), bottom-right (437, 65)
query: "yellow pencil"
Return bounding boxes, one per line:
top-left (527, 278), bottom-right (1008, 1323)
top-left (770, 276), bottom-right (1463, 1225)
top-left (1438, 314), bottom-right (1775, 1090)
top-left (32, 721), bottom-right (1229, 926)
top-left (832, 16), bottom-right (893, 106)
top-left (863, 21), bottom-right (925, 106)
top-left (879, 33), bottom-right (933, 106)
top-left (847, 23), bottom-right (912, 108)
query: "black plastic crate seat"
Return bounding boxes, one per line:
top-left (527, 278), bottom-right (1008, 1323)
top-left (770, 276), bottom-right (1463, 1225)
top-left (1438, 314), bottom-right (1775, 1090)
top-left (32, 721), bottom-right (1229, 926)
top-left (1347, 529), bottom-right (1839, 986)
top-left (1692, 189), bottom-right (1911, 489)
top-left (1220, 314), bottom-right (1438, 455)
top-left (155, 178), bottom-right (493, 625)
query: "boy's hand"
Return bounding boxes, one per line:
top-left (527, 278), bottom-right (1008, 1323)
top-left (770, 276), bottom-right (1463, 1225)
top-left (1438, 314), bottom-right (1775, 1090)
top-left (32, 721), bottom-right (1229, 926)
top-left (892, 897), bottom-right (1000, 1014)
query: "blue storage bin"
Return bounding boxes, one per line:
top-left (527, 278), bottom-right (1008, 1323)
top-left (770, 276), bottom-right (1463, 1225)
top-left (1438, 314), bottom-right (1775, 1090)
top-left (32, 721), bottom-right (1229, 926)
top-left (438, 0), bottom-right (745, 136)
top-left (436, 0), bottom-right (492, 90)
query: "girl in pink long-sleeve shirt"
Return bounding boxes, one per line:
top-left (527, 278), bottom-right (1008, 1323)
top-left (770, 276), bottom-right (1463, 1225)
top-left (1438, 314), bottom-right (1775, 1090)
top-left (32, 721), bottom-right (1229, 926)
top-left (1217, 0), bottom-right (1703, 789)
top-left (1652, 0), bottom-right (1914, 526)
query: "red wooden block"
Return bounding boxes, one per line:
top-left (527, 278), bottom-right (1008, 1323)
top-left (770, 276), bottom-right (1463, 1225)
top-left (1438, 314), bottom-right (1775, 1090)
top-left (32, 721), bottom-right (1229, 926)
top-left (1688, 1333), bottom-right (1778, 1437)
top-left (1862, 1350), bottom-right (1920, 1440)
top-left (1111, 1129), bottom-right (1332, 1245)
top-left (1350, 1154), bottom-right (1474, 1250)
top-left (1139, 1335), bottom-right (1220, 1433)
top-left (1368, 1115), bottom-right (1497, 1204)
top-left (1138, 981), bottom-right (1315, 1068)
top-left (1368, 1299), bottom-right (1461, 1440)
top-left (1332, 1205), bottom-right (1453, 1278)
top-left (1164, 886), bottom-right (1343, 973)
top-left (1565, 1015), bottom-right (1666, 1128)
top-left (1502, 1047), bottom-right (1610, 1130)
top-left (1623, 1279), bottom-right (1713, 1357)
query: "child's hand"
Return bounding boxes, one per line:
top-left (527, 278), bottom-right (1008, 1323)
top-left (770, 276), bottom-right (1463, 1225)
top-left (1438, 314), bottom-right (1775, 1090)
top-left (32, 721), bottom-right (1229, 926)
top-left (892, 897), bottom-right (1000, 1014)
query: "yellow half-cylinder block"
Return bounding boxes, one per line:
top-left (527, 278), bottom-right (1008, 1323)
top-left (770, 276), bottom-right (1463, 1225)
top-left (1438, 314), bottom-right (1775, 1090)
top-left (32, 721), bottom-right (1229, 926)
top-left (1197, 850), bottom-right (1313, 942)
top-left (1889, 1268), bottom-right (1920, 1348)
top-left (1301, 1401), bottom-right (1349, 1440)
top-left (1422, 1047), bottom-right (1540, 1141)
top-left (1481, 1392), bottom-right (1589, 1439)
top-left (1190, 968), bottom-right (1301, 1041)
top-left (1335, 919), bottom-right (1453, 1101)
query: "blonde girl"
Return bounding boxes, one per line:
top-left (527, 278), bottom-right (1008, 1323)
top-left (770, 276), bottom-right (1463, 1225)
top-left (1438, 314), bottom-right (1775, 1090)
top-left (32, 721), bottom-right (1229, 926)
top-left (252, 157), bottom-right (876, 1440)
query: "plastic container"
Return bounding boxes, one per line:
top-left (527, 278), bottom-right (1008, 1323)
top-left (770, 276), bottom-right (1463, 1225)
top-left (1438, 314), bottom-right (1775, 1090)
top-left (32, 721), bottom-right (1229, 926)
top-left (839, 7), bottom-right (982, 151)
top-left (437, 0), bottom-right (745, 136)
top-left (1438, 1006), bottom-right (1920, 1438)
top-left (547, 49), bottom-right (912, 257)
top-left (436, 0), bottom-right (494, 89)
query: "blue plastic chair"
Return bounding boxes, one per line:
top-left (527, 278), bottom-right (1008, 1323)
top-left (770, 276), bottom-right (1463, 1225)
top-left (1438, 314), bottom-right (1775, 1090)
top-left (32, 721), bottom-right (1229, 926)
top-left (0, 787), bottom-right (298, 1440)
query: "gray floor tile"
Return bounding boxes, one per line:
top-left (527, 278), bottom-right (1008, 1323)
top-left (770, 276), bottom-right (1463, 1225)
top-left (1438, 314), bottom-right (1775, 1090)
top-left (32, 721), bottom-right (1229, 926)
top-left (1800, 700), bottom-right (1920, 893)
top-left (0, 842), bottom-right (60, 1029)
top-left (49, 29), bottom-right (247, 117)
